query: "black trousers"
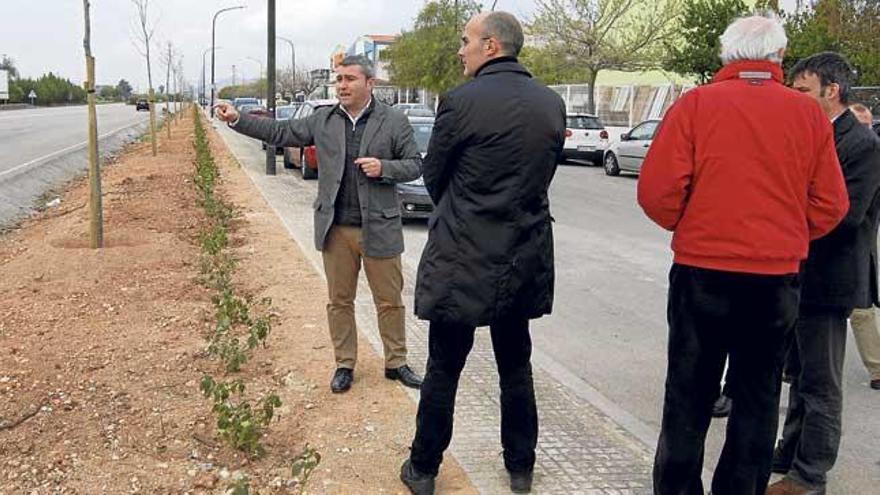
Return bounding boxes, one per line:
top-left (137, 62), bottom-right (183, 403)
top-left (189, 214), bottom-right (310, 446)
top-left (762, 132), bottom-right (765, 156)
top-left (654, 264), bottom-right (800, 495)
top-left (409, 317), bottom-right (538, 476)
top-left (776, 306), bottom-right (848, 489)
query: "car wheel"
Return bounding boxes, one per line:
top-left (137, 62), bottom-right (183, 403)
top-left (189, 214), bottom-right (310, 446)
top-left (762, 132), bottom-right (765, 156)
top-left (282, 148), bottom-right (294, 169)
top-left (301, 151), bottom-right (318, 180)
top-left (604, 152), bottom-right (621, 176)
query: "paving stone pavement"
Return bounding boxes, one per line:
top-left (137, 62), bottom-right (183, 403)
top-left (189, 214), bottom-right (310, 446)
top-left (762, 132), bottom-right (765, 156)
top-left (213, 119), bottom-right (655, 494)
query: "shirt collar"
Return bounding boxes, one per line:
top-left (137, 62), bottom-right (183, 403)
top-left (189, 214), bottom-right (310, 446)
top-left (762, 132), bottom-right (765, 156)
top-left (339, 97), bottom-right (373, 126)
top-left (712, 60), bottom-right (784, 85)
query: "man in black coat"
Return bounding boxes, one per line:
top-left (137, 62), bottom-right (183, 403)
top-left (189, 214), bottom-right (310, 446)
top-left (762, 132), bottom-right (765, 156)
top-left (399, 10), bottom-right (566, 495)
top-left (768, 53), bottom-right (880, 495)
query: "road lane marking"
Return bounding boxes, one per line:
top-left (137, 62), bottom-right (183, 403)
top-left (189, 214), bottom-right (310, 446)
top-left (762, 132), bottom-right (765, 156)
top-left (0, 120), bottom-right (146, 179)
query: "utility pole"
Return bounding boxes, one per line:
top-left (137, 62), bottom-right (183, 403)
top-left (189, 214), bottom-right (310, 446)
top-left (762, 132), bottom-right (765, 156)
top-left (266, 0), bottom-right (277, 175)
top-left (82, 0), bottom-right (102, 248)
top-left (231, 64), bottom-right (237, 86)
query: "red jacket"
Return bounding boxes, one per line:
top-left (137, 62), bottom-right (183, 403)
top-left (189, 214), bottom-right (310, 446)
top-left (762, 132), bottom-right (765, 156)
top-left (637, 61), bottom-right (849, 275)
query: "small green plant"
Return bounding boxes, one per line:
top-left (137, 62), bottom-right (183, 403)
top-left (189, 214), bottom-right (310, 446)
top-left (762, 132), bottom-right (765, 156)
top-left (192, 108), bottom-right (282, 459)
top-left (291, 444), bottom-right (322, 493)
top-left (200, 376), bottom-right (282, 458)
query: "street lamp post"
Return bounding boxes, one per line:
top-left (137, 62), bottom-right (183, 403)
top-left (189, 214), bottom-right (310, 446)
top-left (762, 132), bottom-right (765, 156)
top-left (277, 35), bottom-right (296, 101)
top-left (246, 56), bottom-right (264, 81)
top-left (277, 36), bottom-right (296, 76)
top-left (210, 5), bottom-right (245, 117)
top-left (201, 47), bottom-right (217, 106)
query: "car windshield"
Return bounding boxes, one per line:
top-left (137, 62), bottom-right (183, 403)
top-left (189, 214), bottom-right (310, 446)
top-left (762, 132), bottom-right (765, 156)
top-left (567, 116), bottom-right (604, 130)
top-left (411, 123), bottom-right (433, 154)
top-left (276, 106), bottom-right (297, 119)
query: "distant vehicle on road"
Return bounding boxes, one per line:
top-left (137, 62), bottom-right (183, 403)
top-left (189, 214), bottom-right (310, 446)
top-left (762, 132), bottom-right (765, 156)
top-left (397, 116), bottom-right (434, 220)
top-left (135, 99), bottom-right (149, 111)
top-left (233, 97), bottom-right (259, 110)
top-left (561, 114), bottom-right (608, 166)
top-left (282, 99), bottom-right (337, 180)
top-left (602, 119), bottom-right (660, 176)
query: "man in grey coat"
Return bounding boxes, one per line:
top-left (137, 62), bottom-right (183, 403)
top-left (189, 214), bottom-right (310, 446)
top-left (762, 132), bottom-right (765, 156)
top-left (215, 55), bottom-right (423, 393)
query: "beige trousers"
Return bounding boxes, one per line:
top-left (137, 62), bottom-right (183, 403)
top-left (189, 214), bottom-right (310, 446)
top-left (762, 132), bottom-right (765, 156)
top-left (321, 225), bottom-right (406, 370)
top-left (850, 307), bottom-right (880, 379)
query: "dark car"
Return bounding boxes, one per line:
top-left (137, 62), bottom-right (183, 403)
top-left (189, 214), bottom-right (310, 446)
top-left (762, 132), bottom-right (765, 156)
top-left (397, 116), bottom-right (435, 220)
top-left (135, 99), bottom-right (149, 111)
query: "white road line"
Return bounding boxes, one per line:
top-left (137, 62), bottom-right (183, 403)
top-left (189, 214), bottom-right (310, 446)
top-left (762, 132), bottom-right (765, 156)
top-left (0, 120), bottom-right (146, 179)
top-left (0, 105), bottom-right (129, 122)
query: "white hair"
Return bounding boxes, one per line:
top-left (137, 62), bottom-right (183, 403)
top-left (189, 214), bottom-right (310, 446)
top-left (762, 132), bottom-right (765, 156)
top-left (719, 15), bottom-right (788, 65)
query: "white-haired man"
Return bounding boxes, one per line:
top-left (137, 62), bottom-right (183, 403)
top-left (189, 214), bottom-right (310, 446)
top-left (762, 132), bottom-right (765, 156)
top-left (637, 15), bottom-right (848, 494)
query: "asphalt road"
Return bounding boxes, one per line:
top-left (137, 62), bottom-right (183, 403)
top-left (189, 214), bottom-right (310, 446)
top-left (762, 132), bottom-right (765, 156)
top-left (222, 126), bottom-right (879, 493)
top-left (0, 103), bottom-right (151, 226)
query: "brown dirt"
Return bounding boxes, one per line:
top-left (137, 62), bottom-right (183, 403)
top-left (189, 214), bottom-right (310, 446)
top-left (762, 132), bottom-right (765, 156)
top-left (0, 110), bottom-right (475, 494)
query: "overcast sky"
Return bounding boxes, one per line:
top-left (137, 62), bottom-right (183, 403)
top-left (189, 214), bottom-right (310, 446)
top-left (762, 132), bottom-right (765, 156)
top-left (0, 0), bottom-right (540, 93)
top-left (1, 0), bottom-right (797, 93)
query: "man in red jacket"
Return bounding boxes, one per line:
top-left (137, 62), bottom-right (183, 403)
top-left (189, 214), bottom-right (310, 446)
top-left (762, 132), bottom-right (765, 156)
top-left (637, 15), bottom-right (849, 495)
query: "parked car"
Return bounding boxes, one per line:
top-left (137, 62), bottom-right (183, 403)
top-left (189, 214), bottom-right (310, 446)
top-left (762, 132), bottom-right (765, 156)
top-left (282, 99), bottom-right (337, 180)
top-left (239, 104), bottom-right (269, 117)
top-left (602, 119), bottom-right (661, 176)
top-left (233, 97), bottom-right (259, 110)
top-left (262, 104), bottom-right (302, 154)
top-left (135, 99), bottom-right (149, 111)
top-left (394, 103), bottom-right (435, 117)
top-left (561, 114), bottom-right (608, 165)
top-left (397, 116), bottom-right (435, 220)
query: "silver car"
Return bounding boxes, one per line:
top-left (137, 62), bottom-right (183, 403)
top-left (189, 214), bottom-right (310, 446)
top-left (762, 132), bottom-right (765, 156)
top-left (602, 119), bottom-right (660, 176)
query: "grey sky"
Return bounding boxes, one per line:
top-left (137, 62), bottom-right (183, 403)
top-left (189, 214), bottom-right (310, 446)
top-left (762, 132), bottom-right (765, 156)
top-left (1, 0), bottom-right (798, 93)
top-left (0, 0), bottom-right (538, 93)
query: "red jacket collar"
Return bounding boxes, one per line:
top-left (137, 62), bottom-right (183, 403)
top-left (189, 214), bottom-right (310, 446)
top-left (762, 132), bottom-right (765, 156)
top-left (712, 61), bottom-right (784, 84)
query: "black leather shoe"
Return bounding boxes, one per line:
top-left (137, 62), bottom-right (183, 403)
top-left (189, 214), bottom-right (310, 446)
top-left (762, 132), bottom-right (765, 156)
top-left (711, 395), bottom-right (732, 418)
top-left (385, 365), bottom-right (423, 389)
top-left (509, 469), bottom-right (533, 493)
top-left (771, 443), bottom-right (792, 474)
top-left (330, 368), bottom-right (353, 393)
top-left (400, 459), bottom-right (435, 495)
top-left (871, 378), bottom-right (880, 390)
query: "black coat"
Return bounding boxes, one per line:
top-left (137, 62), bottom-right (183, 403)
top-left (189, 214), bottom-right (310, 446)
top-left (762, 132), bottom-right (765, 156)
top-left (801, 109), bottom-right (880, 309)
top-left (414, 58), bottom-right (566, 326)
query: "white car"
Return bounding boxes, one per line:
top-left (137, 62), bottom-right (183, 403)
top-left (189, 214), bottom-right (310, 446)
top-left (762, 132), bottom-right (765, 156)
top-left (561, 114), bottom-right (609, 165)
top-left (602, 119), bottom-right (661, 176)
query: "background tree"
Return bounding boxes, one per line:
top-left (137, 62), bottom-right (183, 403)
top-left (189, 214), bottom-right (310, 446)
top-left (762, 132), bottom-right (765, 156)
top-left (131, 0), bottom-right (158, 156)
top-left (784, 0), bottom-right (880, 84)
top-left (1, 55), bottom-right (19, 79)
top-left (116, 79), bottom-right (133, 100)
top-left (519, 44), bottom-right (589, 85)
top-left (528, 0), bottom-right (682, 113)
top-left (99, 85), bottom-right (120, 100)
top-left (663, 0), bottom-right (748, 84)
top-left (382, 0), bottom-right (480, 95)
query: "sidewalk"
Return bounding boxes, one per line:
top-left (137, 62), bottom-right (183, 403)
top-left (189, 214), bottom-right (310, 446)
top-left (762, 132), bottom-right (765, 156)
top-left (213, 116), bottom-right (657, 494)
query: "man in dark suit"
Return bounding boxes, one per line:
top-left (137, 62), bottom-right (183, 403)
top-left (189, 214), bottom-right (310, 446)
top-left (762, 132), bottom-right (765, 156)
top-left (399, 10), bottom-right (566, 495)
top-left (214, 55), bottom-right (424, 394)
top-left (768, 52), bottom-right (880, 495)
